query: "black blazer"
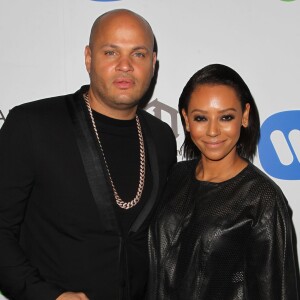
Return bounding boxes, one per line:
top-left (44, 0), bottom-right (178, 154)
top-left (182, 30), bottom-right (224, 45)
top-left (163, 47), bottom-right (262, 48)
top-left (0, 86), bottom-right (177, 300)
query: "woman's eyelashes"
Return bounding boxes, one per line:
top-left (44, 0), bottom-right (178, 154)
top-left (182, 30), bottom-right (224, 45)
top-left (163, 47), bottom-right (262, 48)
top-left (193, 115), bottom-right (207, 122)
top-left (221, 114), bottom-right (235, 121)
top-left (192, 114), bottom-right (235, 122)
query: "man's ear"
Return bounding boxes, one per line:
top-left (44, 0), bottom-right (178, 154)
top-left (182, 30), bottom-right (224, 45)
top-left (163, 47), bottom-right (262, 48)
top-left (152, 52), bottom-right (157, 76)
top-left (84, 45), bottom-right (92, 74)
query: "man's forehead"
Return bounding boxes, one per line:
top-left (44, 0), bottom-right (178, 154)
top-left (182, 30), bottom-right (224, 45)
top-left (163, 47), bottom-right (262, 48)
top-left (90, 10), bottom-right (154, 48)
top-left (97, 13), bottom-right (151, 34)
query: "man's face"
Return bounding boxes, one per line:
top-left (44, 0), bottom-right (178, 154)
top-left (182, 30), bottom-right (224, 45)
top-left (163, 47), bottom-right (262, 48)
top-left (85, 12), bottom-right (156, 117)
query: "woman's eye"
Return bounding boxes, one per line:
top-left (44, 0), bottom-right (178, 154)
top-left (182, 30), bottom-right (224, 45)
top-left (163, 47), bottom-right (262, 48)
top-left (194, 115), bottom-right (207, 122)
top-left (221, 115), bottom-right (235, 121)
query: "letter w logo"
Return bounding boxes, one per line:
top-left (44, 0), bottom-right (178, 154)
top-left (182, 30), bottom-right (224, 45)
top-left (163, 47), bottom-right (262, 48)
top-left (258, 110), bottom-right (300, 180)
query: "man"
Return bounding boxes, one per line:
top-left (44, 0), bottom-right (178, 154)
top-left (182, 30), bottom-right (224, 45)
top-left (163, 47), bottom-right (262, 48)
top-left (0, 9), bottom-right (177, 300)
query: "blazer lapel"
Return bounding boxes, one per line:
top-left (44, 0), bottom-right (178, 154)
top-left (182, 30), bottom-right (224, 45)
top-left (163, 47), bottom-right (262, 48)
top-left (130, 110), bottom-right (160, 233)
top-left (66, 90), bottom-right (119, 233)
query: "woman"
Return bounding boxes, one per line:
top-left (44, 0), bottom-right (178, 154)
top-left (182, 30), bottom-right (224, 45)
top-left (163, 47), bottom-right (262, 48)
top-left (148, 64), bottom-right (299, 299)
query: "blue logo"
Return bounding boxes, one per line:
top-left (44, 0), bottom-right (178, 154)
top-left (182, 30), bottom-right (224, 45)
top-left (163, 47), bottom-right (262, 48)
top-left (258, 110), bottom-right (300, 180)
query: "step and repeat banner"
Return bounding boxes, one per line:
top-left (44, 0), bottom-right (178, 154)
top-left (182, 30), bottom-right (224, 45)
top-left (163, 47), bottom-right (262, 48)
top-left (0, 0), bottom-right (299, 298)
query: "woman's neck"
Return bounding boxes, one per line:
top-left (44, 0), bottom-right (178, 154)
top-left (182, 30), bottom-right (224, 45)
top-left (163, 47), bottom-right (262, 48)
top-left (195, 154), bottom-right (248, 183)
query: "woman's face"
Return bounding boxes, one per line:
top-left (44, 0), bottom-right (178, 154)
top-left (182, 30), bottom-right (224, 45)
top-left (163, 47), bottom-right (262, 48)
top-left (182, 84), bottom-right (250, 163)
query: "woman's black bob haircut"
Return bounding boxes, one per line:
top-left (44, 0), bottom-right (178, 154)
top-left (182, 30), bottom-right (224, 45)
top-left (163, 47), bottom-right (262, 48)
top-left (179, 63), bottom-right (260, 161)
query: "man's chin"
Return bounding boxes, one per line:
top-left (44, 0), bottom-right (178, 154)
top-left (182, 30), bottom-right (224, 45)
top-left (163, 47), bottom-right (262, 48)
top-left (113, 98), bottom-right (140, 110)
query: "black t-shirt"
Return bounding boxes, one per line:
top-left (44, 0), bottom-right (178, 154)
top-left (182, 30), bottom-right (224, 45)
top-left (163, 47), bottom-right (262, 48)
top-left (93, 111), bottom-right (152, 233)
top-left (93, 111), bottom-right (152, 299)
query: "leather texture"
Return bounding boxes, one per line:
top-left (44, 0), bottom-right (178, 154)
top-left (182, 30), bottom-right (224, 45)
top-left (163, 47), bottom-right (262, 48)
top-left (148, 160), bottom-right (300, 300)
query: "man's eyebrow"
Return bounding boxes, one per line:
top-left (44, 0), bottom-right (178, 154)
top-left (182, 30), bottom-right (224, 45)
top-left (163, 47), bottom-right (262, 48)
top-left (100, 44), bottom-right (119, 49)
top-left (132, 46), bottom-right (150, 51)
top-left (100, 44), bottom-right (151, 52)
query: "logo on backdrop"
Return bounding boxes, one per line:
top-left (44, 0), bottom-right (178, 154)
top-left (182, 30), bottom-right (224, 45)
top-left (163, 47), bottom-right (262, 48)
top-left (145, 99), bottom-right (179, 138)
top-left (90, 0), bottom-right (120, 2)
top-left (0, 110), bottom-right (6, 125)
top-left (258, 110), bottom-right (300, 180)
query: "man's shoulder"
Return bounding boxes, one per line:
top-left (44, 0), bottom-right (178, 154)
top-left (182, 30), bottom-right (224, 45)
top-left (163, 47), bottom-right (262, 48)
top-left (9, 87), bottom-right (84, 122)
top-left (5, 92), bottom-right (79, 129)
top-left (14, 93), bottom-right (72, 112)
top-left (12, 85), bottom-right (88, 116)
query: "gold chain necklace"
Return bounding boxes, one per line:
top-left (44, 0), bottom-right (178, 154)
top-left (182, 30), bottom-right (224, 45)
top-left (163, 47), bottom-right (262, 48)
top-left (83, 93), bottom-right (146, 210)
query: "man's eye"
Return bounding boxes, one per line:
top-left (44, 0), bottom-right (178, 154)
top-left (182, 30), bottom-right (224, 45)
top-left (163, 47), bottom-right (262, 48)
top-left (104, 51), bottom-right (115, 56)
top-left (134, 52), bottom-right (146, 58)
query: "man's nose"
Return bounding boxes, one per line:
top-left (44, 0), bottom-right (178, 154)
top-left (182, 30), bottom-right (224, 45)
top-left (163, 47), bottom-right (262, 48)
top-left (116, 56), bottom-right (134, 72)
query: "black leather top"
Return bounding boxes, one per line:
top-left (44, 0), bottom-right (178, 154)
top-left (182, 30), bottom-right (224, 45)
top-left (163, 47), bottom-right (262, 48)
top-left (148, 159), bottom-right (299, 300)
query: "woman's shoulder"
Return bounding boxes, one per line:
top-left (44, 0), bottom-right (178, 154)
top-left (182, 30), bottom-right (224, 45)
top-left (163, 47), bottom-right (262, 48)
top-left (170, 159), bottom-right (197, 177)
top-left (246, 163), bottom-right (284, 195)
top-left (245, 163), bottom-right (291, 216)
top-left (165, 159), bottom-right (198, 189)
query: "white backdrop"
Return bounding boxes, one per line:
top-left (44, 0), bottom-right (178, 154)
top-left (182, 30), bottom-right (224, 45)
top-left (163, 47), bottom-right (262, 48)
top-left (0, 0), bottom-right (299, 298)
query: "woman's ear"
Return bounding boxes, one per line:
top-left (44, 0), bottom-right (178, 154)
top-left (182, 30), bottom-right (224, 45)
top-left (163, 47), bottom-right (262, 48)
top-left (242, 103), bottom-right (250, 128)
top-left (182, 109), bottom-right (190, 132)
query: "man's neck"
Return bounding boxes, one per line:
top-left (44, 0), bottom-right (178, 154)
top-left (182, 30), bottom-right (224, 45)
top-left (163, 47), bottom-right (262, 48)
top-left (87, 91), bottom-right (138, 120)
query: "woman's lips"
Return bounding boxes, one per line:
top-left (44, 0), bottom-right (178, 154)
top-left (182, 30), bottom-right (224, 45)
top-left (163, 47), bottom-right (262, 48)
top-left (204, 140), bottom-right (225, 148)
